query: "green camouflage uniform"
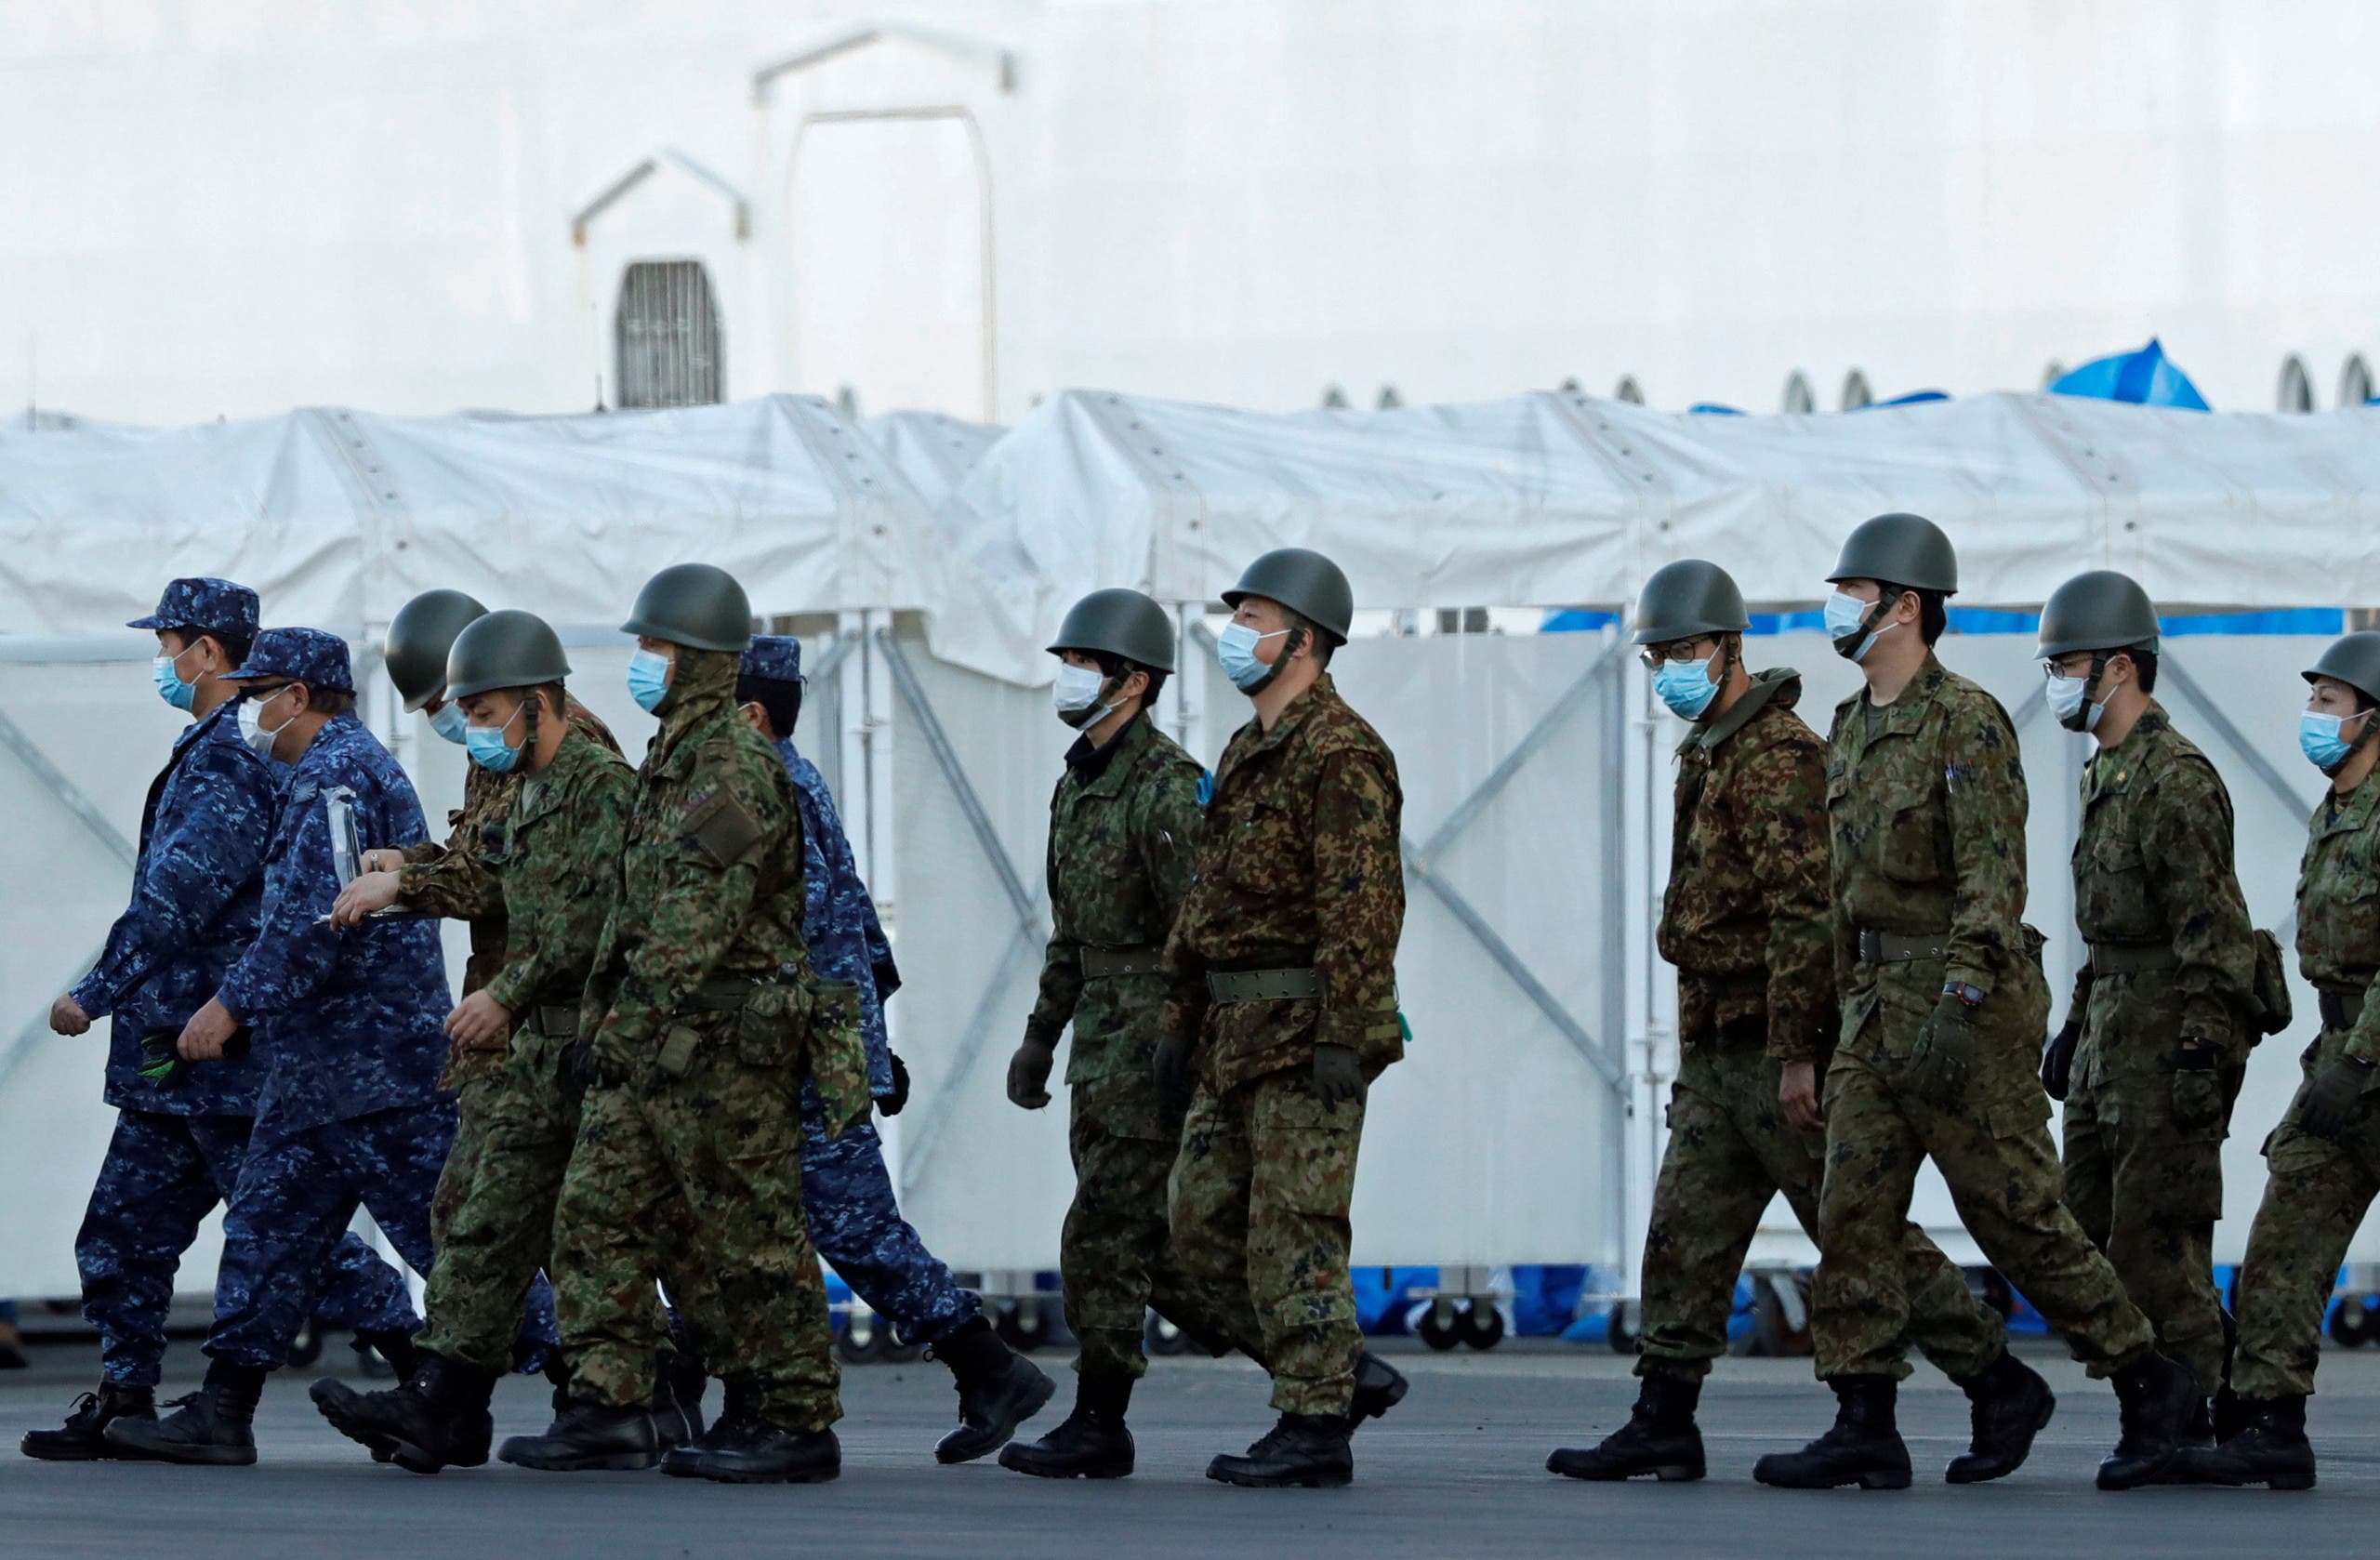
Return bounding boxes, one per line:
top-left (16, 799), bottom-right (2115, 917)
top-left (2058, 702), bottom-right (2257, 1394)
top-left (547, 649), bottom-right (841, 1432)
top-left (1815, 654), bottom-right (2155, 1382)
top-left (1028, 713), bottom-right (1251, 1381)
top-left (1641, 669), bottom-right (2004, 1384)
top-left (409, 700), bottom-right (618, 1253)
top-left (2230, 777), bottom-right (2380, 1400)
top-left (1162, 673), bottom-right (1404, 1418)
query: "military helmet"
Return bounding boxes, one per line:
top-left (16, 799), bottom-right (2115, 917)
top-left (1826, 512), bottom-right (1959, 595)
top-left (2038, 571), bottom-right (2161, 659)
top-left (445, 610), bottom-right (572, 702)
top-left (386, 588), bottom-right (488, 710)
top-left (621, 563), bottom-right (752, 654)
top-left (1048, 588), bottom-right (1176, 671)
top-left (2305, 631), bottom-right (2380, 705)
top-left (1221, 548), bottom-right (1355, 644)
top-left (1631, 560), bottom-right (1750, 646)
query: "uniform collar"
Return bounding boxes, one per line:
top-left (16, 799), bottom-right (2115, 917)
top-left (1854, 654), bottom-right (1951, 744)
top-left (1066, 709), bottom-right (1154, 794)
top-left (2319, 772), bottom-right (2380, 839)
top-left (1679, 667), bottom-right (1798, 757)
top-left (1237, 672), bottom-right (1337, 760)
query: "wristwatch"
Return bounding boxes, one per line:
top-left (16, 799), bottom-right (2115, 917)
top-left (1943, 982), bottom-right (1986, 1008)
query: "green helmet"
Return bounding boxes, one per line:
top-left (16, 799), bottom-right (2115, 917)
top-left (621, 563), bottom-right (752, 653)
top-left (2038, 571), bottom-right (2160, 659)
top-left (386, 588), bottom-right (488, 711)
top-left (1049, 588), bottom-right (1176, 671)
top-left (445, 609), bottom-right (572, 702)
top-left (1826, 512), bottom-right (1959, 595)
top-left (1632, 560), bottom-right (1750, 645)
top-left (2305, 631), bottom-right (2380, 705)
top-left (1221, 548), bottom-right (1355, 644)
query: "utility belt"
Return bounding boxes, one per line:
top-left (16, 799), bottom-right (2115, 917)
top-left (1855, 929), bottom-right (1950, 965)
top-left (2319, 986), bottom-right (2367, 1031)
top-left (517, 1003), bottom-right (581, 1041)
top-left (1206, 966), bottom-right (1321, 1003)
top-left (2087, 942), bottom-right (2181, 977)
top-left (681, 974), bottom-right (786, 1016)
top-left (1081, 945), bottom-right (1164, 980)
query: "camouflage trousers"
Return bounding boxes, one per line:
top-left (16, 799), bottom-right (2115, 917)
top-left (417, 1032), bottom-right (662, 1376)
top-left (1169, 1065), bottom-right (1363, 1417)
top-left (76, 1109), bottom-right (415, 1387)
top-left (1063, 1069), bottom-right (1256, 1382)
top-left (1639, 1040), bottom-right (2003, 1383)
top-left (2232, 1026), bottom-right (2380, 1400)
top-left (2061, 1057), bottom-right (2242, 1394)
top-left (550, 1033), bottom-right (839, 1432)
top-left (428, 1067), bottom-right (560, 1373)
top-left (1815, 1047), bottom-right (2155, 1381)
top-left (205, 1101), bottom-right (456, 1371)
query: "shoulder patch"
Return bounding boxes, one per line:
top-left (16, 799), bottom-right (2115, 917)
top-left (683, 786), bottom-right (766, 868)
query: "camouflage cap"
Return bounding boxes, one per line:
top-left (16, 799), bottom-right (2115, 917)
top-left (128, 577), bottom-right (260, 641)
top-left (217, 627), bottom-right (354, 694)
top-left (740, 634), bottom-right (804, 685)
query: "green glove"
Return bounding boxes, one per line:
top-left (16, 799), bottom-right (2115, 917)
top-left (1312, 1043), bottom-right (1366, 1106)
top-left (2297, 1054), bottom-right (2374, 1142)
top-left (1912, 989), bottom-right (1981, 1107)
top-left (1006, 1036), bottom-right (1056, 1110)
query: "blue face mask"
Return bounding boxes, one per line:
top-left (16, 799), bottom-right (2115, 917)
top-left (1824, 588), bottom-right (1895, 663)
top-left (1651, 656), bottom-right (1720, 721)
top-left (428, 702), bottom-right (469, 746)
top-left (464, 705), bottom-right (525, 773)
top-left (1216, 623), bottom-right (1289, 693)
top-left (628, 648), bottom-right (673, 713)
top-left (152, 651), bottom-right (197, 711)
top-left (2302, 710), bottom-right (2365, 773)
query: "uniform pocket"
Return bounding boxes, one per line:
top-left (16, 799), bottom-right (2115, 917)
top-left (1878, 796), bottom-right (1940, 886)
top-left (1223, 801), bottom-right (1305, 895)
top-left (2172, 1067), bottom-right (2224, 1134)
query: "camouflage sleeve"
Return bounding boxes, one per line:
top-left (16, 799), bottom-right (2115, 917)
top-left (593, 751), bottom-right (785, 1051)
top-left (1736, 737), bottom-right (1832, 1064)
top-left (483, 765), bottom-right (629, 1015)
top-left (1141, 760), bottom-right (1207, 927)
top-left (1823, 715), bottom-right (1858, 998)
top-left (1938, 693), bottom-right (2030, 999)
top-left (397, 803), bottom-right (504, 923)
top-left (1311, 750), bottom-right (1405, 1049)
top-left (2142, 760), bottom-right (2257, 1051)
top-left (1025, 784), bottom-right (1081, 1047)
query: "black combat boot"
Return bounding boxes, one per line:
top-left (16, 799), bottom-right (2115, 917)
top-left (661, 1379), bottom-right (839, 1484)
top-left (998, 1371), bottom-right (1137, 1479)
top-left (310, 1351), bottom-right (497, 1474)
top-left (1546, 1370), bottom-right (1705, 1482)
top-left (1945, 1351), bottom-right (2056, 1484)
top-left (2187, 1396), bottom-right (2316, 1490)
top-left (496, 1400), bottom-right (659, 1473)
top-left (1348, 1351), bottom-right (1409, 1428)
top-left (2182, 1394), bottom-right (2216, 1448)
top-left (1207, 1412), bottom-right (1355, 1488)
top-left (101, 1359), bottom-right (264, 1466)
top-left (2211, 1384), bottom-right (2246, 1446)
top-left (931, 1316), bottom-right (1055, 1463)
top-left (21, 1382), bottom-right (154, 1461)
top-left (355, 1328), bottom-right (420, 1382)
top-left (2097, 1350), bottom-right (2199, 1489)
top-left (652, 1350), bottom-right (708, 1450)
top-left (1751, 1376), bottom-right (1911, 1490)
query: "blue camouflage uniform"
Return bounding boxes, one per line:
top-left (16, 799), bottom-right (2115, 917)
top-left (68, 583), bottom-right (413, 1388)
top-left (742, 636), bottom-right (977, 1345)
top-left (200, 629), bottom-right (457, 1371)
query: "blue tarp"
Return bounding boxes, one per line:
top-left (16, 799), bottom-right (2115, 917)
top-left (2050, 337), bottom-right (2211, 411)
top-left (1553, 608), bottom-right (2342, 638)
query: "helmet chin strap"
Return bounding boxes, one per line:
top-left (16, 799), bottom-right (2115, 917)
top-left (1241, 626), bottom-right (1306, 696)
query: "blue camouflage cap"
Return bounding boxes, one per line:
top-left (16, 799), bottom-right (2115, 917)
top-left (128, 577), bottom-right (261, 641)
top-left (217, 628), bottom-right (354, 694)
top-left (740, 634), bottom-right (805, 685)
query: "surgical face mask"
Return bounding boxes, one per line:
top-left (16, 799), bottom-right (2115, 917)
top-left (1824, 589), bottom-right (1896, 664)
top-left (627, 648), bottom-right (673, 713)
top-left (464, 704), bottom-right (525, 773)
top-left (152, 647), bottom-right (199, 711)
top-left (427, 702), bottom-right (469, 746)
top-left (2043, 667), bottom-right (2105, 734)
top-left (1651, 654), bottom-right (1721, 721)
top-left (1216, 623), bottom-right (1289, 693)
top-left (1052, 663), bottom-right (1115, 731)
top-left (2301, 710), bottom-right (2366, 773)
top-left (238, 690), bottom-right (296, 763)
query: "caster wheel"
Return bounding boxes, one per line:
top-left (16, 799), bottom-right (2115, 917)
top-left (1606, 1302), bottom-right (1640, 1355)
top-left (2329, 1297), bottom-right (2371, 1350)
top-left (1145, 1313), bottom-right (1191, 1357)
top-left (838, 1312), bottom-right (889, 1365)
top-left (286, 1321), bottom-right (324, 1369)
top-left (1418, 1303), bottom-right (1461, 1352)
top-left (994, 1299), bottom-right (1049, 1354)
top-left (1457, 1301), bottom-right (1504, 1351)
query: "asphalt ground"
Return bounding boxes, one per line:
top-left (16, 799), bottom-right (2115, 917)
top-left (1, 1338), bottom-right (2374, 1559)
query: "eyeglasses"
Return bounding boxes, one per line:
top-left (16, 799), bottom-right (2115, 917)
top-left (1638, 638), bottom-right (1713, 671)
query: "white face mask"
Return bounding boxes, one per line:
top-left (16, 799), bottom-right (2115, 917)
top-left (238, 689), bottom-right (298, 762)
top-left (2043, 667), bottom-right (2106, 733)
top-left (1051, 663), bottom-right (1115, 731)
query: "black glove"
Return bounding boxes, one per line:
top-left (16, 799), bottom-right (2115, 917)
top-left (562, 1040), bottom-right (598, 1092)
top-left (1312, 1044), bottom-right (1366, 1107)
top-left (1911, 989), bottom-right (1981, 1107)
top-left (1006, 1038), bottom-right (1055, 1111)
top-left (2041, 1018), bottom-right (2080, 1102)
top-left (880, 1051), bottom-right (912, 1116)
top-left (1154, 1031), bottom-right (1194, 1113)
top-left (2297, 1054), bottom-right (2374, 1142)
